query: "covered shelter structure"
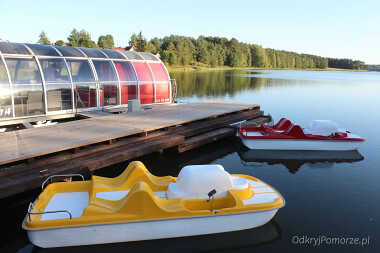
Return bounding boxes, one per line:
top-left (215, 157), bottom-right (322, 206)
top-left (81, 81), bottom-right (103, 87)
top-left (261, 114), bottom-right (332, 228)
top-left (0, 42), bottom-right (173, 126)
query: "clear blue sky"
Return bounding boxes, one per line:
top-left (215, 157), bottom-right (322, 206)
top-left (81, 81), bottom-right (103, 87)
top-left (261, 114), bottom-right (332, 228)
top-left (1, 0), bottom-right (379, 64)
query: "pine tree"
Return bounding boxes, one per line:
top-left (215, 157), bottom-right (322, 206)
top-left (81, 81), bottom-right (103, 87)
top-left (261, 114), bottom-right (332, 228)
top-left (136, 31), bottom-right (147, 51)
top-left (67, 29), bottom-right (80, 47)
top-left (129, 33), bottom-right (138, 47)
top-left (37, 30), bottom-right (50, 45)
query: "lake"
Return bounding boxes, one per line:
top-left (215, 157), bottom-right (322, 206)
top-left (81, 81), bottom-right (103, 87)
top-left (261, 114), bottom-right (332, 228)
top-left (1, 69), bottom-right (379, 253)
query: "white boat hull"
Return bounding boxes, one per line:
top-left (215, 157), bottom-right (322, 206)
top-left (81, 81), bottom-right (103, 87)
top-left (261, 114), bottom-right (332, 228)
top-left (241, 138), bottom-right (363, 151)
top-left (25, 209), bottom-right (279, 248)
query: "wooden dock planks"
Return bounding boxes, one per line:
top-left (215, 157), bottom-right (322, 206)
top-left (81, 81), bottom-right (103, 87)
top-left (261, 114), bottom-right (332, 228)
top-left (0, 101), bottom-right (269, 198)
top-left (0, 101), bottom-right (259, 166)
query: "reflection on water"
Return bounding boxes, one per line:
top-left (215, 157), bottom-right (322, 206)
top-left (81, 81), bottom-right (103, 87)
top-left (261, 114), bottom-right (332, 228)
top-left (237, 143), bottom-right (364, 174)
top-left (170, 70), bottom-right (267, 98)
top-left (21, 220), bottom-right (281, 253)
top-left (2, 69), bottom-right (380, 252)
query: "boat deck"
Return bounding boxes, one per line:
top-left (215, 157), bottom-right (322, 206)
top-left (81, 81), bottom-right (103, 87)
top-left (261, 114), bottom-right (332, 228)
top-left (40, 177), bottom-right (279, 221)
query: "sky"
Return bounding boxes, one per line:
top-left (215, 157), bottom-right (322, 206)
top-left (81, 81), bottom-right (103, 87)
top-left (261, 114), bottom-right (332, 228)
top-left (0, 0), bottom-right (379, 64)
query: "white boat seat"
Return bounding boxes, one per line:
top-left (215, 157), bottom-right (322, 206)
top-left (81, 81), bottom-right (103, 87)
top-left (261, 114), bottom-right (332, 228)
top-left (305, 120), bottom-right (339, 136)
top-left (167, 165), bottom-right (249, 200)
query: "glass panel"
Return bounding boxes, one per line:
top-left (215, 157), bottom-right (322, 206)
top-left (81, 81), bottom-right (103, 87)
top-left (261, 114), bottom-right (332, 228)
top-left (5, 58), bottom-right (44, 117)
top-left (92, 60), bottom-right (118, 82)
top-left (0, 59), bottom-right (13, 118)
top-left (53, 45), bottom-right (85, 57)
top-left (114, 61), bottom-right (137, 81)
top-left (149, 63), bottom-right (169, 81)
top-left (39, 58), bottom-right (72, 111)
top-left (132, 62), bottom-right (153, 81)
top-left (0, 42), bottom-right (31, 55)
top-left (78, 47), bottom-right (107, 58)
top-left (25, 44), bottom-right (60, 56)
top-left (100, 83), bottom-right (119, 106)
top-left (66, 59), bottom-right (97, 108)
top-left (119, 51), bottom-right (144, 60)
top-left (139, 52), bottom-right (159, 61)
top-left (66, 60), bottom-right (95, 83)
top-left (139, 82), bottom-right (154, 104)
top-left (100, 49), bottom-right (126, 59)
top-left (120, 81), bottom-right (137, 104)
top-left (155, 83), bottom-right (170, 103)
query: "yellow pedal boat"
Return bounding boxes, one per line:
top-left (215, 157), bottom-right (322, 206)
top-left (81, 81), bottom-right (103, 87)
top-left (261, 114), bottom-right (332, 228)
top-left (23, 161), bottom-right (285, 248)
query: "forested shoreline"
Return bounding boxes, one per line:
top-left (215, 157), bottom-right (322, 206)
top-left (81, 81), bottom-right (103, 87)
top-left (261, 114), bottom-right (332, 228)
top-left (35, 30), bottom-right (370, 71)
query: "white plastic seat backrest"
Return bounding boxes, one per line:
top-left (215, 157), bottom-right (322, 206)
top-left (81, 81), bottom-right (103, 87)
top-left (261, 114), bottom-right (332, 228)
top-left (168, 164), bottom-right (235, 200)
top-left (306, 120), bottom-right (339, 136)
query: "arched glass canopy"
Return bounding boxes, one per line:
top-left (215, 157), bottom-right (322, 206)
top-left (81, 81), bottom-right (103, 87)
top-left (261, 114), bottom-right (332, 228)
top-left (0, 42), bottom-right (171, 122)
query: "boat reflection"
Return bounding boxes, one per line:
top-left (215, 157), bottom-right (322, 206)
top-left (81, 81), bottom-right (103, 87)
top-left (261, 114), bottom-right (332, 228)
top-left (237, 144), bottom-right (364, 174)
top-left (23, 219), bottom-right (281, 253)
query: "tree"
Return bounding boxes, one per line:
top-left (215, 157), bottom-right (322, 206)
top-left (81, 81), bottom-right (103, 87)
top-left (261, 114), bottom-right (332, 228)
top-left (37, 30), bottom-right (50, 45)
top-left (136, 31), bottom-right (147, 51)
top-left (98, 35), bottom-right (114, 49)
top-left (151, 37), bottom-right (162, 52)
top-left (145, 42), bottom-right (156, 53)
top-left (67, 29), bottom-right (80, 47)
top-left (77, 30), bottom-right (97, 48)
top-left (129, 33), bottom-right (138, 47)
top-left (251, 45), bottom-right (268, 68)
top-left (55, 40), bottom-right (65, 46)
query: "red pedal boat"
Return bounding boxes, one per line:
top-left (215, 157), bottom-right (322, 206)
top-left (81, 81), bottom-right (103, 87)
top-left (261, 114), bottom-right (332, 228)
top-left (238, 118), bottom-right (364, 151)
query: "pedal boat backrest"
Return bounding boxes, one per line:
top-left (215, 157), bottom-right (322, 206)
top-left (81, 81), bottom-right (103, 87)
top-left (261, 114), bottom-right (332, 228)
top-left (305, 120), bottom-right (339, 136)
top-left (273, 118), bottom-right (292, 130)
top-left (91, 161), bottom-right (174, 194)
top-left (167, 165), bottom-right (249, 200)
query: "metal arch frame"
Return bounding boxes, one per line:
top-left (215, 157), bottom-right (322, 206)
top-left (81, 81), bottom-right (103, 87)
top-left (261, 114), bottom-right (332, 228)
top-left (135, 52), bottom-right (157, 104)
top-left (92, 49), bottom-right (109, 109)
top-left (147, 61), bottom-right (172, 104)
top-left (138, 52), bottom-right (161, 62)
top-left (0, 53), bottom-right (16, 118)
top-left (91, 58), bottom-right (120, 108)
top-left (0, 42), bottom-right (172, 123)
top-left (99, 48), bottom-right (128, 61)
top-left (113, 60), bottom-right (139, 104)
top-left (23, 44), bottom-right (48, 116)
top-left (49, 45), bottom-right (76, 113)
top-left (77, 47), bottom-right (108, 59)
top-left (162, 62), bottom-right (173, 103)
top-left (39, 45), bottom-right (75, 114)
top-left (110, 60), bottom-right (122, 106)
top-left (128, 61), bottom-right (141, 102)
top-left (51, 45), bottom-right (86, 58)
top-left (131, 61), bottom-right (155, 104)
top-left (75, 47), bottom-right (100, 110)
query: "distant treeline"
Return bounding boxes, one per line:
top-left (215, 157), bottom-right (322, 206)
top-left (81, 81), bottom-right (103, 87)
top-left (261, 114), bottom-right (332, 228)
top-left (327, 58), bottom-right (367, 70)
top-left (37, 30), bottom-right (370, 70)
top-left (134, 34), bottom-right (329, 69)
top-left (368, 65), bottom-right (380, 71)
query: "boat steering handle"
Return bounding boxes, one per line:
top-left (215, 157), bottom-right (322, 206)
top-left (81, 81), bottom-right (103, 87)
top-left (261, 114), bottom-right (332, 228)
top-left (42, 174), bottom-right (85, 190)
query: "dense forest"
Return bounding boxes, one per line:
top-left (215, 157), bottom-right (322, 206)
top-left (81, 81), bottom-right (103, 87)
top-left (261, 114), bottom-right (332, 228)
top-left (36, 30), bottom-right (370, 71)
top-left (130, 33), bottom-right (329, 69)
top-left (327, 58), bottom-right (367, 70)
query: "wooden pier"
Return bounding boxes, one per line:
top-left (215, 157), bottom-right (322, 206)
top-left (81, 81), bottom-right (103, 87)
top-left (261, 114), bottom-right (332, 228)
top-left (0, 101), bottom-right (269, 199)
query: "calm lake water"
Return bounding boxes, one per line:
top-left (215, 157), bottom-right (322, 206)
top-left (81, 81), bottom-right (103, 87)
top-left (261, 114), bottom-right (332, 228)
top-left (1, 69), bottom-right (379, 253)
